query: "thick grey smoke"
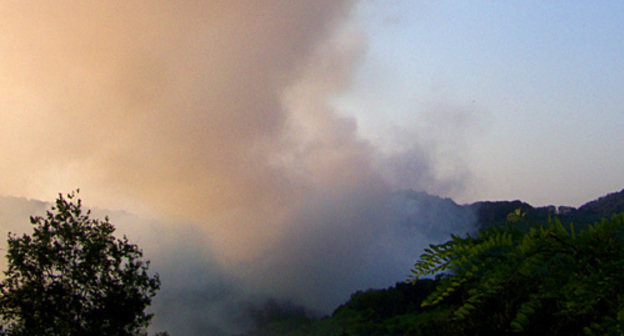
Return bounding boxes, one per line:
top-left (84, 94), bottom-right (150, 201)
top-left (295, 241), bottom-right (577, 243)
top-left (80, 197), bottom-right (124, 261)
top-left (0, 192), bottom-right (476, 335)
top-left (0, 2), bottom-right (479, 335)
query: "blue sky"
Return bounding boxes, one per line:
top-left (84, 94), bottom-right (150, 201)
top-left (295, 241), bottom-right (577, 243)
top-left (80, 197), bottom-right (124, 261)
top-left (338, 1), bottom-right (624, 206)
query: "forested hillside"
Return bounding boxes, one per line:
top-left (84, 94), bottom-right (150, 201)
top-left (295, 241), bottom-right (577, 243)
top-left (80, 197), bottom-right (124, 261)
top-left (242, 189), bottom-right (624, 336)
top-left (471, 188), bottom-right (624, 229)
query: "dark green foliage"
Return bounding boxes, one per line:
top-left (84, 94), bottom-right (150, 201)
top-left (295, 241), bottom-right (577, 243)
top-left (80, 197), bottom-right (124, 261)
top-left (334, 281), bottom-right (436, 322)
top-left (471, 188), bottom-right (624, 231)
top-left (0, 191), bottom-right (161, 335)
top-left (241, 281), bottom-right (455, 336)
top-left (244, 299), bottom-right (315, 336)
top-left (241, 190), bottom-right (624, 336)
top-left (471, 200), bottom-right (536, 228)
top-left (574, 188), bottom-right (624, 223)
top-left (470, 200), bottom-right (562, 231)
top-left (331, 280), bottom-right (453, 336)
top-left (412, 213), bottom-right (624, 335)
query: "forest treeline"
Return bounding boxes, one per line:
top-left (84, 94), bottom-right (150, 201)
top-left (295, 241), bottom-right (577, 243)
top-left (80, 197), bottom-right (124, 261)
top-left (242, 189), bottom-right (624, 336)
top-left (1, 189), bottom-right (623, 335)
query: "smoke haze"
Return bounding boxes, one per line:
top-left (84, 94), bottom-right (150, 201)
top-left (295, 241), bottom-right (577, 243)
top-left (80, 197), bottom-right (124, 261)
top-left (0, 2), bottom-right (478, 334)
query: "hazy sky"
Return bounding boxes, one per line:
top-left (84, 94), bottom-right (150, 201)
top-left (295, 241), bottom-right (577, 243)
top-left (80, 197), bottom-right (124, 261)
top-left (341, 1), bottom-right (624, 206)
top-left (1, 1), bottom-right (622, 210)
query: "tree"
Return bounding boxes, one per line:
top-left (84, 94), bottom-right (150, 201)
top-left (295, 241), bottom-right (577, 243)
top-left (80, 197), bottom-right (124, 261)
top-left (0, 191), bottom-right (162, 335)
top-left (411, 213), bottom-right (624, 335)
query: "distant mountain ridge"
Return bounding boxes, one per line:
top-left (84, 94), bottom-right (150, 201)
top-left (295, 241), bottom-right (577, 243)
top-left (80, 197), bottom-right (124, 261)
top-left (469, 188), bottom-right (624, 229)
top-left (576, 188), bottom-right (624, 217)
top-left (397, 188), bottom-right (624, 230)
top-left (241, 188), bottom-right (624, 336)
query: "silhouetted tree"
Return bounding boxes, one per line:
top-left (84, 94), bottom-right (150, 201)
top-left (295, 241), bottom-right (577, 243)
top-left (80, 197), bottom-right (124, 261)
top-left (0, 191), bottom-right (162, 335)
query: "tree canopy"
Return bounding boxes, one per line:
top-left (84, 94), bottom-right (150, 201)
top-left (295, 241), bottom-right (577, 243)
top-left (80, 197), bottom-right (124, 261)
top-left (0, 191), bottom-right (162, 335)
top-left (412, 213), bottom-right (624, 335)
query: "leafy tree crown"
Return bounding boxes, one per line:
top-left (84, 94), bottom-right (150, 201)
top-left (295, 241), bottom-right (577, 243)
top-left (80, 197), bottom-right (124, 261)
top-left (0, 191), bottom-right (161, 335)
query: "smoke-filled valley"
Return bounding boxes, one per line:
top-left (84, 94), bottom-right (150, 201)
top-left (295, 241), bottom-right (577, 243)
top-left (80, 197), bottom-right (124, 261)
top-left (1, 1), bottom-right (623, 335)
top-left (0, 190), bottom-right (480, 335)
top-left (3, 189), bottom-right (623, 335)
top-left (0, 2), bottom-right (481, 333)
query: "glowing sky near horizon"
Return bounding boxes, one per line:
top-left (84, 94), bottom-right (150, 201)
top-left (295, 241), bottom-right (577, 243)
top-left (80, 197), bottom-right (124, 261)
top-left (342, 1), bottom-right (624, 206)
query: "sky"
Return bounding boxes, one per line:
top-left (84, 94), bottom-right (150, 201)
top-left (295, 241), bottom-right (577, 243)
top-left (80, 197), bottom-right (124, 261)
top-left (1, 1), bottom-right (622, 214)
top-left (0, 1), bottom-right (623, 334)
top-left (340, 1), bottom-right (624, 206)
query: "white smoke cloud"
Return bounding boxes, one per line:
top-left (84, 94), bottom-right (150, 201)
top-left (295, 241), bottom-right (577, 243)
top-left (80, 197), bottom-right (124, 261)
top-left (0, 2), bottom-right (480, 334)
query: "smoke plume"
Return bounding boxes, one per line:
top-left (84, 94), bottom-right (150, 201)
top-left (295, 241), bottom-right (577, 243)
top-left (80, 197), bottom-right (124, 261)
top-left (0, 2), bottom-right (477, 334)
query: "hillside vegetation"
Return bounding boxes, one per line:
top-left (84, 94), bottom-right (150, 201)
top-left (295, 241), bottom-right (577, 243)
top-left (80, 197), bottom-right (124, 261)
top-left (242, 189), bottom-right (624, 336)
